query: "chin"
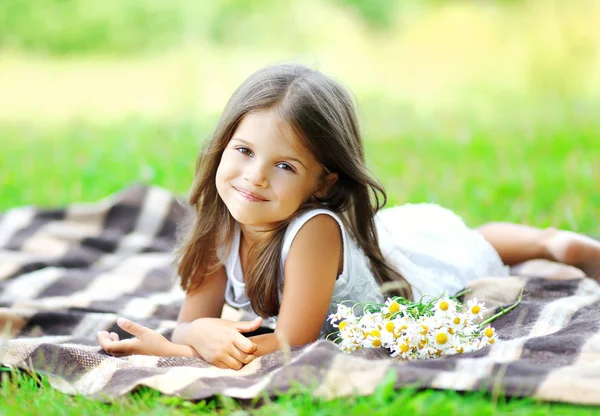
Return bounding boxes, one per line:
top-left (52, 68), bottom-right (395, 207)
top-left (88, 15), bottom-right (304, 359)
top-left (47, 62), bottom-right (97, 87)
top-left (226, 204), bottom-right (262, 225)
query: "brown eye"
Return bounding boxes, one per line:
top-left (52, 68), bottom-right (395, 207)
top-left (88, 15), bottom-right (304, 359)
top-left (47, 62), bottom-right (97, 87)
top-left (276, 163), bottom-right (294, 172)
top-left (237, 147), bottom-right (253, 157)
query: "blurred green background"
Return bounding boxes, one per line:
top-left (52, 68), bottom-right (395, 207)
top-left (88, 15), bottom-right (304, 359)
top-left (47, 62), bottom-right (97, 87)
top-left (1, 0), bottom-right (598, 232)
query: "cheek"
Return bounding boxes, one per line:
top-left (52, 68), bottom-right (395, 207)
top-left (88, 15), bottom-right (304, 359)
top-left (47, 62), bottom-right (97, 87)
top-left (215, 159), bottom-right (230, 194)
top-left (274, 177), bottom-right (313, 202)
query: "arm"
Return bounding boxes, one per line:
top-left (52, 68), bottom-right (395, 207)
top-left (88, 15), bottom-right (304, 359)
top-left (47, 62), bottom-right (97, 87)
top-left (247, 214), bottom-right (342, 356)
top-left (99, 215), bottom-right (341, 364)
top-left (97, 265), bottom-right (227, 358)
top-left (171, 264), bottom-right (228, 344)
top-left (98, 317), bottom-right (200, 357)
top-left (98, 264), bottom-right (261, 366)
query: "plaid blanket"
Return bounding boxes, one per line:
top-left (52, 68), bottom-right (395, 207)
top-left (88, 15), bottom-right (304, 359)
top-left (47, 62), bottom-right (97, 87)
top-left (1, 185), bottom-right (599, 404)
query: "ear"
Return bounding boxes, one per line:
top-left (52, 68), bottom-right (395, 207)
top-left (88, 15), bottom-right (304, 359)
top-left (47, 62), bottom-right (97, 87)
top-left (313, 172), bottom-right (339, 200)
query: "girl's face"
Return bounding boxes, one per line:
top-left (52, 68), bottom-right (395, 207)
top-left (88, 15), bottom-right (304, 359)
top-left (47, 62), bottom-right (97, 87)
top-left (216, 108), bottom-right (327, 230)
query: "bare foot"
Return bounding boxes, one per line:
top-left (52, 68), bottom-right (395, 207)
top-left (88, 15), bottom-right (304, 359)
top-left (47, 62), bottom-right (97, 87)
top-left (544, 229), bottom-right (600, 279)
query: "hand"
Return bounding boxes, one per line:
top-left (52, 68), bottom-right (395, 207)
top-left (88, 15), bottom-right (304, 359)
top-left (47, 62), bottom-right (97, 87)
top-left (97, 317), bottom-right (188, 357)
top-left (186, 317), bottom-right (262, 370)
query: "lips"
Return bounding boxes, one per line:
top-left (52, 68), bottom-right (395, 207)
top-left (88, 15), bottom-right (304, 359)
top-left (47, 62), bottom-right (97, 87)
top-left (233, 186), bottom-right (268, 202)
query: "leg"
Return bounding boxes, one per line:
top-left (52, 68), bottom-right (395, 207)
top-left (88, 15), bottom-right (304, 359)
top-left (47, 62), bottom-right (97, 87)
top-left (510, 259), bottom-right (585, 280)
top-left (476, 222), bottom-right (600, 279)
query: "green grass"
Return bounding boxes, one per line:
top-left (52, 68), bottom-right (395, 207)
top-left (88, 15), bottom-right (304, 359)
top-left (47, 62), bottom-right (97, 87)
top-left (2, 117), bottom-right (598, 231)
top-left (1, 116), bottom-right (599, 413)
top-left (2, 367), bottom-right (599, 415)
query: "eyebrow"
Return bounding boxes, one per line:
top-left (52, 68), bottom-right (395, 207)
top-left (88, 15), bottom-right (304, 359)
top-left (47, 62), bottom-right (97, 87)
top-left (230, 138), bottom-right (307, 168)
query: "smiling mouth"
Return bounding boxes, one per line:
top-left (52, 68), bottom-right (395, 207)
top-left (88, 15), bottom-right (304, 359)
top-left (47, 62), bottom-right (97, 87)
top-left (233, 186), bottom-right (269, 202)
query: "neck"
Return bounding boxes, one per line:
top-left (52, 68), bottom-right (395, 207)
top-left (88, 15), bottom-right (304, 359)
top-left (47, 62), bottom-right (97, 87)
top-left (239, 223), bottom-right (269, 248)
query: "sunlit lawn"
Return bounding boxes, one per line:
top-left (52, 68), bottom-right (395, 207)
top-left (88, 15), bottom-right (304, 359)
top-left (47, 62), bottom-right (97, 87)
top-left (2, 114), bottom-right (598, 230)
top-left (2, 366), bottom-right (599, 415)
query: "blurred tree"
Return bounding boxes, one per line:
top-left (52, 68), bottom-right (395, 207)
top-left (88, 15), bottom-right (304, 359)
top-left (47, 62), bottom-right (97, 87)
top-left (336, 0), bottom-right (397, 29)
top-left (0, 0), bottom-right (185, 54)
top-left (0, 0), bottom-right (401, 55)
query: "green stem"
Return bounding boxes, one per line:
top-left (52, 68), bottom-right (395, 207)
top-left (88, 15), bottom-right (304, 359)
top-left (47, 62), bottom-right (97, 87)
top-left (479, 289), bottom-right (524, 328)
top-left (325, 331), bottom-right (340, 342)
top-left (453, 287), bottom-right (472, 298)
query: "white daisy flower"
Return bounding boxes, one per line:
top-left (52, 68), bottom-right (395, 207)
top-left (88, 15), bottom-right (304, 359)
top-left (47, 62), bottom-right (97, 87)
top-left (430, 328), bottom-right (453, 352)
top-left (417, 341), bottom-right (438, 359)
top-left (327, 304), bottom-right (355, 326)
top-left (466, 297), bottom-right (487, 320)
top-left (391, 338), bottom-right (413, 359)
top-left (380, 327), bottom-right (396, 347)
top-left (482, 326), bottom-right (498, 345)
top-left (446, 335), bottom-right (466, 355)
top-left (330, 293), bottom-right (506, 360)
top-left (382, 299), bottom-right (405, 316)
top-left (433, 293), bottom-right (458, 317)
top-left (443, 314), bottom-right (464, 338)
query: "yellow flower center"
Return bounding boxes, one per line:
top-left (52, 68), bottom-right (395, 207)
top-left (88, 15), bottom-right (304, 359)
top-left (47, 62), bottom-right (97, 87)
top-left (484, 327), bottom-right (494, 337)
top-left (339, 321), bottom-right (348, 330)
top-left (389, 302), bottom-right (400, 313)
top-left (471, 305), bottom-right (481, 315)
top-left (400, 343), bottom-right (409, 353)
top-left (385, 322), bottom-right (395, 332)
top-left (456, 346), bottom-right (464, 354)
top-left (453, 317), bottom-right (461, 325)
top-left (435, 332), bottom-right (448, 345)
top-left (435, 349), bottom-right (442, 356)
top-left (420, 325), bottom-right (428, 335)
top-left (372, 339), bottom-right (382, 347)
top-left (439, 301), bottom-right (449, 311)
top-left (448, 328), bottom-right (455, 335)
top-left (370, 329), bottom-right (381, 338)
top-left (489, 339), bottom-right (496, 344)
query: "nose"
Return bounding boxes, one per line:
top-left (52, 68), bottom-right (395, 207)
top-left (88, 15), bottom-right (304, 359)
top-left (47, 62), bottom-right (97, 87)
top-left (243, 161), bottom-right (268, 187)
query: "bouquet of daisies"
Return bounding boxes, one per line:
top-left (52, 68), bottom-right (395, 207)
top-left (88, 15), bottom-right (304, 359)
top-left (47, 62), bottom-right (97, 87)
top-left (326, 290), bottom-right (522, 360)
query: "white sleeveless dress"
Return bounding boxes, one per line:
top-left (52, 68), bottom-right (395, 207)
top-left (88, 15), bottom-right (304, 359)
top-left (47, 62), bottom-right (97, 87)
top-left (221, 204), bottom-right (509, 339)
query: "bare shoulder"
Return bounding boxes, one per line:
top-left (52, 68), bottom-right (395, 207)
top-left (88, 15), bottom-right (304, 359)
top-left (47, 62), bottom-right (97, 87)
top-left (286, 213), bottom-right (343, 262)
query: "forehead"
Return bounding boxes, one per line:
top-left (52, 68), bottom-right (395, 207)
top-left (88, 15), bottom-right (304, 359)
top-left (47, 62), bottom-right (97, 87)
top-left (232, 109), bottom-right (309, 157)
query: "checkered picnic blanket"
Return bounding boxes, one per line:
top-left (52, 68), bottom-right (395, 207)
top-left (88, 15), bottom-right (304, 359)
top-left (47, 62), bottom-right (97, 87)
top-left (1, 185), bottom-right (599, 404)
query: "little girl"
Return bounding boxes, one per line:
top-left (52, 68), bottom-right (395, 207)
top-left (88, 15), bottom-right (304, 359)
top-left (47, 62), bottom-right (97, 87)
top-left (98, 63), bottom-right (600, 370)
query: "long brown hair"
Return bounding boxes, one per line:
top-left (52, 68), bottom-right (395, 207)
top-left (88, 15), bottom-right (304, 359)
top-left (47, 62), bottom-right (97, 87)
top-left (176, 63), bottom-right (412, 317)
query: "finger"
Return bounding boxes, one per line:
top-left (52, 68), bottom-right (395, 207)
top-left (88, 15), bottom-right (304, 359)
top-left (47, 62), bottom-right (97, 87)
top-left (218, 355), bottom-right (244, 371)
top-left (228, 346), bottom-right (256, 365)
top-left (116, 317), bottom-right (150, 338)
top-left (104, 339), bottom-right (139, 356)
top-left (233, 317), bottom-right (263, 333)
top-left (212, 360), bottom-right (228, 369)
top-left (97, 332), bottom-right (138, 355)
top-left (109, 332), bottom-right (120, 342)
top-left (233, 334), bottom-right (258, 354)
top-left (97, 331), bottom-right (111, 346)
top-left (242, 354), bottom-right (256, 365)
top-left (97, 331), bottom-right (119, 352)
